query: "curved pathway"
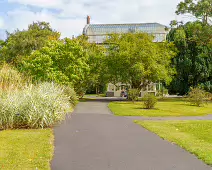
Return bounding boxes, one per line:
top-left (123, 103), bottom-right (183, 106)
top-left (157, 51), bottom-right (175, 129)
top-left (51, 100), bottom-right (212, 170)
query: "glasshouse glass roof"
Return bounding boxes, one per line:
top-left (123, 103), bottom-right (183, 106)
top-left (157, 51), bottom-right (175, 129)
top-left (83, 23), bottom-right (169, 43)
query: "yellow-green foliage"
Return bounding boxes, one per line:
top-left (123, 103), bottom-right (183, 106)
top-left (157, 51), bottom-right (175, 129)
top-left (62, 85), bottom-right (78, 106)
top-left (128, 89), bottom-right (140, 102)
top-left (188, 87), bottom-right (207, 106)
top-left (143, 93), bottom-right (158, 109)
top-left (0, 66), bottom-right (77, 129)
top-left (0, 64), bottom-right (27, 91)
top-left (0, 82), bottom-right (72, 129)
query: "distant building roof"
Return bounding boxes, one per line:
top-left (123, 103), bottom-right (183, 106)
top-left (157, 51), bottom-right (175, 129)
top-left (83, 23), bottom-right (168, 35)
top-left (82, 16), bottom-right (169, 43)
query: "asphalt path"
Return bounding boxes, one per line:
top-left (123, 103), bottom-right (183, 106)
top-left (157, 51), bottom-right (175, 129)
top-left (51, 100), bottom-right (212, 170)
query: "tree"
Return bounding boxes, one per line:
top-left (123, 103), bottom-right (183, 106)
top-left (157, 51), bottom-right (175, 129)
top-left (170, 20), bottom-right (184, 28)
top-left (167, 21), bottom-right (212, 94)
top-left (74, 35), bottom-right (107, 94)
top-left (0, 39), bottom-right (4, 49)
top-left (0, 21), bottom-right (60, 63)
top-left (104, 32), bottom-right (176, 89)
top-left (176, 0), bottom-right (212, 24)
top-left (0, 40), bottom-right (5, 63)
top-left (19, 38), bottom-right (90, 96)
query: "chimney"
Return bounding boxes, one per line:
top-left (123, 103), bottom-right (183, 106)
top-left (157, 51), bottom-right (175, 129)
top-left (87, 15), bottom-right (90, 25)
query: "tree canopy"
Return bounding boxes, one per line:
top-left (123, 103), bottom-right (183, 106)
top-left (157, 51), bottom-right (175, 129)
top-left (2, 17), bottom-right (210, 97)
top-left (167, 21), bottom-right (212, 94)
top-left (17, 35), bottom-right (106, 96)
top-left (176, 0), bottom-right (212, 24)
top-left (104, 32), bottom-right (176, 89)
top-left (167, 0), bottom-right (212, 94)
top-left (73, 35), bottom-right (107, 94)
top-left (0, 21), bottom-right (60, 63)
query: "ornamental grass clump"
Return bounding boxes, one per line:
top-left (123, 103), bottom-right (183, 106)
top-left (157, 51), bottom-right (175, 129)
top-left (0, 82), bottom-right (72, 129)
top-left (0, 64), bottom-right (28, 92)
top-left (0, 65), bottom-right (77, 129)
top-left (62, 85), bottom-right (78, 106)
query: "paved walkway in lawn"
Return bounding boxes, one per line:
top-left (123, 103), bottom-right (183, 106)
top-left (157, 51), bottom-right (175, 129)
top-left (51, 99), bottom-right (212, 170)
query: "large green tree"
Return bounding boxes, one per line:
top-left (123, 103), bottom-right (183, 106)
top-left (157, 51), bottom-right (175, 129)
top-left (19, 38), bottom-right (89, 92)
top-left (176, 0), bottom-right (212, 24)
top-left (0, 21), bottom-right (60, 63)
top-left (0, 40), bottom-right (4, 49)
top-left (74, 35), bottom-right (107, 94)
top-left (167, 21), bottom-right (212, 94)
top-left (19, 36), bottom-right (106, 96)
top-left (104, 32), bottom-right (176, 89)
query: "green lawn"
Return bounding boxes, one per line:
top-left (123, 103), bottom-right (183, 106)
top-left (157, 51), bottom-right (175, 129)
top-left (135, 120), bottom-right (212, 165)
top-left (109, 99), bottom-right (212, 117)
top-left (0, 129), bottom-right (54, 170)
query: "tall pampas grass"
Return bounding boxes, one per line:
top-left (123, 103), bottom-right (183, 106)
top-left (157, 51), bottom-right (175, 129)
top-left (0, 65), bottom-right (76, 130)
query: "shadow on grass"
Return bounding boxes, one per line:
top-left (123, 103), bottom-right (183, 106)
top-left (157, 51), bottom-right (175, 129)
top-left (157, 98), bottom-right (185, 102)
top-left (133, 107), bottom-right (160, 110)
top-left (113, 102), bottom-right (139, 104)
top-left (79, 98), bottom-right (97, 102)
top-left (177, 102), bottom-right (210, 107)
top-left (79, 97), bottom-right (127, 103)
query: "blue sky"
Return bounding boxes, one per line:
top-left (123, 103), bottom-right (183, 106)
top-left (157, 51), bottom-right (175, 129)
top-left (0, 0), bottom-right (195, 40)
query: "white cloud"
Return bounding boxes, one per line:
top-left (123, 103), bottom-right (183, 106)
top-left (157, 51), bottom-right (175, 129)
top-left (8, 0), bottom-right (63, 8)
top-left (3, 0), bottom-right (190, 38)
top-left (3, 8), bottom-right (85, 37)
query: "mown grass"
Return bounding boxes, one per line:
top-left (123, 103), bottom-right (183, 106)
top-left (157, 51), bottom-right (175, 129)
top-left (0, 129), bottom-right (53, 170)
top-left (109, 99), bottom-right (212, 117)
top-left (135, 120), bottom-right (212, 165)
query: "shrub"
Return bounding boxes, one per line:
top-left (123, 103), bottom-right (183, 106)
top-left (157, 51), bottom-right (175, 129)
top-left (128, 89), bottom-right (140, 102)
top-left (199, 81), bottom-right (212, 93)
top-left (156, 88), bottom-right (169, 97)
top-left (143, 93), bottom-right (157, 109)
top-left (62, 85), bottom-right (78, 106)
top-left (0, 82), bottom-right (72, 129)
top-left (188, 87), bottom-right (206, 107)
top-left (205, 92), bottom-right (212, 101)
top-left (75, 86), bottom-right (86, 99)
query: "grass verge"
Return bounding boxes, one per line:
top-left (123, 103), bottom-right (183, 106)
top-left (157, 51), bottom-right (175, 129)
top-left (135, 120), bottom-right (212, 165)
top-left (109, 100), bottom-right (212, 117)
top-left (0, 129), bottom-right (53, 170)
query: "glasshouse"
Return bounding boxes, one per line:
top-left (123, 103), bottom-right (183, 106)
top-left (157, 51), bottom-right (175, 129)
top-left (83, 16), bottom-right (169, 97)
top-left (83, 16), bottom-right (169, 44)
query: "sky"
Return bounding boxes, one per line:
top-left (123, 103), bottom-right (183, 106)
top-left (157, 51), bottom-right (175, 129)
top-left (0, 0), bottom-right (195, 39)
